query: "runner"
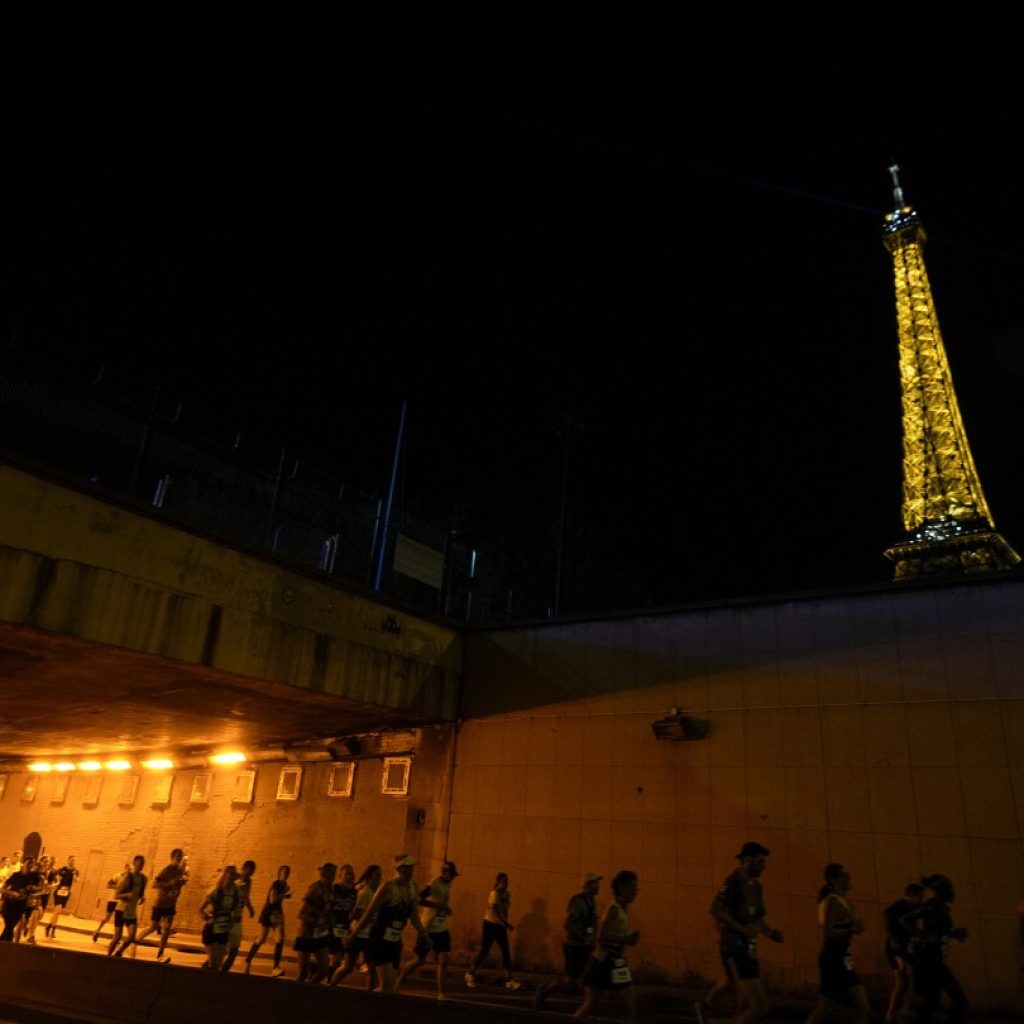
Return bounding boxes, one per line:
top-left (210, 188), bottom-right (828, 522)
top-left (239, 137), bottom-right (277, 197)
top-left (883, 882), bottom-right (924, 1024)
top-left (134, 849), bottom-right (188, 962)
top-left (222, 860), bottom-right (256, 971)
top-left (326, 864), bottom-right (358, 978)
top-left (294, 862), bottom-right (336, 982)
top-left (92, 863), bottom-right (130, 942)
top-left (397, 860), bottom-right (459, 999)
top-left (805, 864), bottom-right (868, 1024)
top-left (331, 864), bottom-right (382, 990)
top-left (361, 854), bottom-right (430, 995)
top-left (200, 865), bottom-right (240, 971)
top-left (44, 855), bottom-right (79, 939)
top-left (0, 858), bottom-right (35, 942)
top-left (21, 857), bottom-right (47, 944)
top-left (900, 874), bottom-right (969, 1024)
top-left (109, 855), bottom-right (148, 957)
top-left (534, 872), bottom-right (601, 1011)
top-left (464, 871), bottom-right (522, 990)
top-left (244, 865), bottom-right (291, 977)
top-left (707, 841), bottom-right (783, 1024)
top-left (573, 870), bottom-right (639, 1024)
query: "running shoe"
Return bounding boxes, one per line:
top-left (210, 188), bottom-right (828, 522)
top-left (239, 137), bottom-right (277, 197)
top-left (464, 972), bottom-right (476, 988)
top-left (505, 980), bottom-right (522, 990)
top-left (157, 956), bottom-right (172, 964)
top-left (693, 1000), bottom-right (705, 1024)
top-left (270, 967), bottom-right (285, 978)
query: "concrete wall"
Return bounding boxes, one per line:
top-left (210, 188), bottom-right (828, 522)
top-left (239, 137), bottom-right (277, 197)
top-left (0, 461), bottom-right (460, 719)
top-left (454, 578), bottom-right (1024, 1012)
top-left (0, 724), bottom-right (456, 938)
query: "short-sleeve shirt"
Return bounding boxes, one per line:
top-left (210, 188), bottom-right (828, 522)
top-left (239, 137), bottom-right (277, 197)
top-left (422, 877), bottom-right (452, 933)
top-left (353, 885), bottom-right (379, 939)
top-left (116, 872), bottom-right (148, 914)
top-left (565, 892), bottom-right (598, 947)
top-left (331, 884), bottom-right (358, 929)
top-left (714, 869), bottom-right (765, 947)
top-left (54, 866), bottom-right (78, 894)
top-left (153, 864), bottom-right (186, 909)
top-left (884, 898), bottom-right (914, 956)
top-left (485, 888), bottom-right (510, 925)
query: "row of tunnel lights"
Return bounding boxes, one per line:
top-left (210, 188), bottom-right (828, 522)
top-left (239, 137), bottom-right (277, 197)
top-left (26, 752), bottom-right (248, 773)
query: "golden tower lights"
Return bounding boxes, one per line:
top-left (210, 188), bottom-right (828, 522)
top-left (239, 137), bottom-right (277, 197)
top-left (882, 165), bottom-right (1019, 579)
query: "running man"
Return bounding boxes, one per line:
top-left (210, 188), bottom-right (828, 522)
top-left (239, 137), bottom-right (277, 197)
top-left (44, 855), bottom-right (79, 939)
top-left (397, 860), bottom-right (460, 999)
top-left (883, 882), bottom-right (924, 1024)
top-left (294, 863), bottom-right (336, 982)
top-left (708, 841), bottom-right (783, 1024)
top-left (326, 864), bottom-right (358, 977)
top-left (464, 871), bottom-right (522, 990)
top-left (135, 849), bottom-right (188, 962)
top-left (362, 854), bottom-right (430, 995)
top-left (534, 873), bottom-right (601, 1010)
top-left (92, 864), bottom-right (130, 943)
top-left (109, 855), bottom-right (148, 957)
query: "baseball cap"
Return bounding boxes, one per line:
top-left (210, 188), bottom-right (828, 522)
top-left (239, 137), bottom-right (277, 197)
top-left (735, 842), bottom-right (771, 859)
top-left (583, 873), bottom-right (603, 885)
top-left (394, 854), bottom-right (417, 867)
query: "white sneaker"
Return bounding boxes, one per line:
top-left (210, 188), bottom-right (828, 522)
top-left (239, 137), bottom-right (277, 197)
top-left (270, 967), bottom-right (285, 978)
top-left (465, 972), bottom-right (476, 988)
top-left (157, 955), bottom-right (172, 964)
top-left (358, 963), bottom-right (369, 973)
top-left (505, 979), bottom-right (521, 990)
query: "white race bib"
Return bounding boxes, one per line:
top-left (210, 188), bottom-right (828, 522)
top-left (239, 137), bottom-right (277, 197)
top-left (383, 920), bottom-right (403, 942)
top-left (610, 958), bottom-right (632, 984)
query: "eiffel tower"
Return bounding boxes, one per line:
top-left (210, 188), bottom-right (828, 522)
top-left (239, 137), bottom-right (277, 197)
top-left (882, 166), bottom-right (1019, 580)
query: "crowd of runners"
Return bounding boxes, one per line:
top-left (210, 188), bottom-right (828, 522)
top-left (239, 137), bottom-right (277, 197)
top-left (0, 841), bottom-right (981, 1023)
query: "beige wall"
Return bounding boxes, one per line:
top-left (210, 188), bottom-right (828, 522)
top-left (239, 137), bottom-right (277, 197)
top-left (0, 724), bottom-right (455, 940)
top-left (454, 578), bottom-right (1024, 1012)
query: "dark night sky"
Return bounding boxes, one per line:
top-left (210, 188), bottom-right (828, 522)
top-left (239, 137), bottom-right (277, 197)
top-left (10, 10), bottom-right (1024, 614)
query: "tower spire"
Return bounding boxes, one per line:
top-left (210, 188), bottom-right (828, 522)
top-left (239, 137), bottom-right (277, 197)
top-left (881, 170), bottom-right (1019, 579)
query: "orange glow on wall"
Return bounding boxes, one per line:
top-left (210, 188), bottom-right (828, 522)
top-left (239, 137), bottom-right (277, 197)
top-left (77, 761), bottom-right (102, 771)
top-left (209, 752), bottom-right (246, 765)
top-left (141, 758), bottom-right (175, 770)
top-left (27, 762), bottom-right (52, 772)
top-left (104, 759), bottom-right (132, 771)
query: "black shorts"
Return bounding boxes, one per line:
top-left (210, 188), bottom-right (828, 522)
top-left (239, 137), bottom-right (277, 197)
top-left (105, 900), bottom-right (117, 914)
top-left (258, 907), bottom-right (285, 930)
top-left (114, 910), bottom-right (137, 928)
top-left (52, 894), bottom-right (71, 909)
top-left (426, 930), bottom-right (452, 955)
top-left (721, 943), bottom-right (760, 981)
top-left (346, 935), bottom-right (369, 959)
top-left (151, 905), bottom-right (176, 923)
top-left (294, 934), bottom-right (329, 953)
top-left (563, 943), bottom-right (592, 980)
top-left (202, 923), bottom-right (231, 946)
top-left (582, 952), bottom-right (632, 991)
top-left (819, 952), bottom-right (859, 1000)
top-left (39, 896), bottom-right (50, 910)
top-left (368, 937), bottom-right (402, 968)
top-left (327, 933), bottom-right (347, 954)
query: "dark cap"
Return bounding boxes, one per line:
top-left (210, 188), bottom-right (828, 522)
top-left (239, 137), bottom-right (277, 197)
top-left (735, 842), bottom-right (771, 860)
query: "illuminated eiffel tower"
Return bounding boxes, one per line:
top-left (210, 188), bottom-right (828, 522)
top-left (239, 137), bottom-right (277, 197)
top-left (882, 165), bottom-right (1019, 580)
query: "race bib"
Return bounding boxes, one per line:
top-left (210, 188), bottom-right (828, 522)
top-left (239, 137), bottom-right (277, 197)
top-left (747, 940), bottom-right (759, 959)
top-left (610, 958), bottom-right (632, 984)
top-left (313, 927), bottom-right (329, 939)
top-left (843, 955), bottom-right (855, 971)
top-left (56, 888), bottom-right (70, 898)
top-left (384, 920), bottom-right (403, 942)
top-left (213, 913), bottom-right (231, 933)
top-left (332, 924), bottom-right (347, 938)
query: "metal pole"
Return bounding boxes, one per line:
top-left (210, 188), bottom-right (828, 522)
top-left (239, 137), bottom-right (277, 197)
top-left (373, 401), bottom-right (407, 592)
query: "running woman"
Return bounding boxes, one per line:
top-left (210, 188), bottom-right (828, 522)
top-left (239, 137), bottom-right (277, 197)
top-left (361, 854), bottom-right (430, 995)
top-left (92, 864), bottom-right (130, 942)
top-left (464, 872), bottom-right (522, 990)
top-left (200, 865), bottom-right (240, 971)
top-left (397, 860), bottom-right (459, 999)
top-left (883, 882), bottom-right (925, 1024)
top-left (534, 873), bottom-right (601, 1011)
top-left (331, 864), bottom-right (382, 989)
top-left (709, 841), bottom-right (783, 1024)
top-left (326, 864), bottom-right (358, 977)
top-left (222, 860), bottom-right (256, 971)
top-left (805, 864), bottom-right (868, 1024)
top-left (44, 855), bottom-right (79, 939)
top-left (109, 856), bottom-right (148, 957)
top-left (900, 874), bottom-right (969, 1024)
top-left (244, 865), bottom-right (291, 977)
top-left (135, 849), bottom-right (188, 962)
top-left (573, 870), bottom-right (639, 1024)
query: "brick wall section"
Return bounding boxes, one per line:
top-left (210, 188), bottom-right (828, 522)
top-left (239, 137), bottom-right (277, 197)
top-left (456, 578), bottom-right (1024, 1013)
top-left (0, 725), bottom-right (456, 942)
